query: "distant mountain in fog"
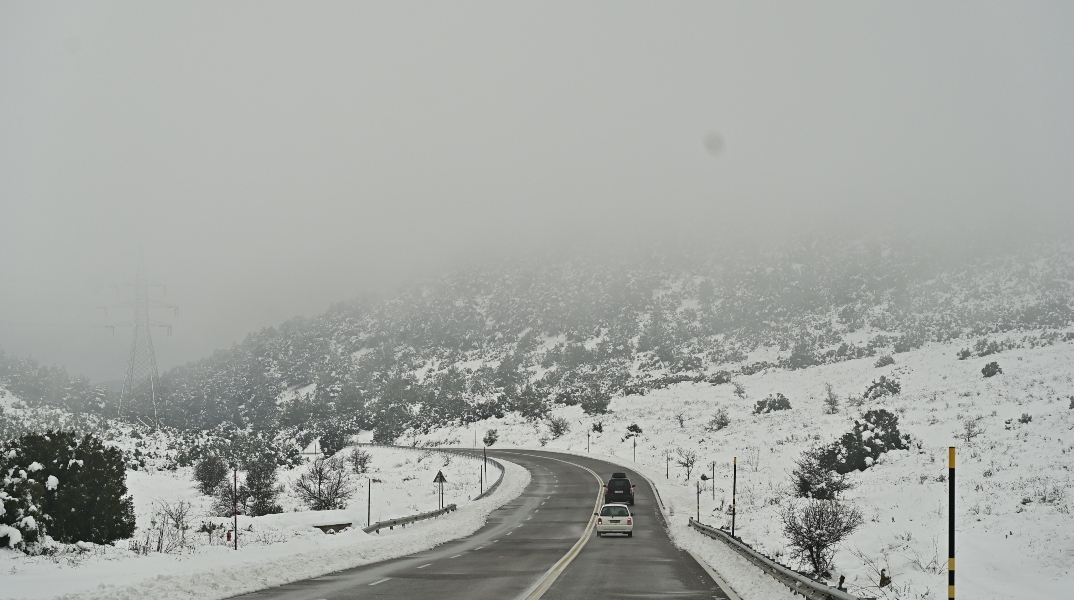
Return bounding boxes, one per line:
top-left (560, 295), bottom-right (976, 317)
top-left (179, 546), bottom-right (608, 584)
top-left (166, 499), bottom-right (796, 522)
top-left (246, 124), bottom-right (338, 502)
top-left (4, 236), bottom-right (1073, 453)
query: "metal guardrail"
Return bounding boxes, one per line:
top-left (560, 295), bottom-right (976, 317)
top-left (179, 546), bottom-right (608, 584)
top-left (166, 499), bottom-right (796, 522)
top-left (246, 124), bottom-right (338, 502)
top-left (363, 503), bottom-right (457, 534)
top-left (688, 518), bottom-right (866, 600)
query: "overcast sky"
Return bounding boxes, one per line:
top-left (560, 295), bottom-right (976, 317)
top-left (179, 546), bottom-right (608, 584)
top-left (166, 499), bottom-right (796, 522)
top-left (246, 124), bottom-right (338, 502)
top-left (2, 2), bottom-right (1072, 382)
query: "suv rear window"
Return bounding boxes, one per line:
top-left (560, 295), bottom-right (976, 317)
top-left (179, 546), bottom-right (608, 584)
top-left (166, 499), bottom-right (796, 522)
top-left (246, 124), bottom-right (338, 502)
top-left (608, 479), bottom-right (631, 491)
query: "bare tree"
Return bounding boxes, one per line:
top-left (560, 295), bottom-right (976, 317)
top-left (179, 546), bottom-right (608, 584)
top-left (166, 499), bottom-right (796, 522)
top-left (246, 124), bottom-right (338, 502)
top-left (293, 457), bottom-right (356, 511)
top-left (674, 410), bottom-right (687, 428)
top-left (781, 499), bottom-right (863, 575)
top-left (823, 383), bottom-right (839, 415)
top-left (675, 447), bottom-right (698, 481)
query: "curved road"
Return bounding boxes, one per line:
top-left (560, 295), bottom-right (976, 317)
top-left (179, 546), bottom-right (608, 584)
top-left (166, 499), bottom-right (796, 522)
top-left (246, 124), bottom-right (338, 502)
top-left (233, 450), bottom-right (732, 600)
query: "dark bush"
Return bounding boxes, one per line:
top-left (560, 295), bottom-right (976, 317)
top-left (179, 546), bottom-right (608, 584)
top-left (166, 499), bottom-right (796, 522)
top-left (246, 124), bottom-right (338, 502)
top-left (864, 376), bottom-right (900, 400)
top-left (193, 455), bottom-right (228, 495)
top-left (956, 348), bottom-right (971, 360)
top-left (580, 384), bottom-right (610, 415)
top-left (818, 409), bottom-right (907, 474)
top-left (791, 447), bottom-right (851, 500)
top-left (547, 415), bottom-right (570, 439)
top-left (625, 423), bottom-right (643, 438)
top-left (982, 362), bottom-right (1002, 378)
top-left (482, 429), bottom-right (498, 447)
top-left (874, 355), bottom-right (895, 368)
top-left (754, 393), bottom-right (792, 414)
top-left (591, 421), bottom-right (603, 433)
top-left (1, 430), bottom-right (135, 546)
top-left (242, 456), bottom-right (282, 517)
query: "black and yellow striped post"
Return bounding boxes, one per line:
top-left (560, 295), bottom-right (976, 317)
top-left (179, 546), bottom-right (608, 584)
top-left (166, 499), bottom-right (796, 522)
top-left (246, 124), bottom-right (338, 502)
top-left (949, 446), bottom-right (956, 599)
top-left (731, 456), bottom-right (738, 538)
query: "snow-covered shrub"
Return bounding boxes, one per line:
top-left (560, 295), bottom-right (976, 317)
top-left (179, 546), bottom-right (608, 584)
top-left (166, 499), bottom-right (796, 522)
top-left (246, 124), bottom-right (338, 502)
top-left (547, 415), bottom-right (570, 439)
top-left (982, 362), bottom-right (1002, 378)
top-left (781, 499), bottom-right (863, 575)
top-left (580, 384), bottom-right (610, 415)
top-left (864, 376), bottom-right (901, 400)
top-left (874, 355), bottom-right (895, 368)
top-left (591, 421), bottom-right (603, 433)
top-left (791, 446), bottom-right (851, 500)
top-left (819, 409), bottom-right (907, 474)
top-left (348, 448), bottom-right (372, 475)
top-left (624, 423), bottom-right (643, 439)
top-left (705, 408), bottom-right (730, 432)
top-left (957, 348), bottom-right (971, 360)
top-left (0, 448), bottom-right (48, 549)
top-left (193, 455), bottom-right (228, 495)
top-left (753, 393), bottom-right (792, 414)
top-left (823, 383), bottom-right (839, 414)
top-left (482, 429), bottom-right (498, 447)
top-left (1019, 413), bottom-right (1032, 424)
top-left (2, 430), bottom-right (134, 546)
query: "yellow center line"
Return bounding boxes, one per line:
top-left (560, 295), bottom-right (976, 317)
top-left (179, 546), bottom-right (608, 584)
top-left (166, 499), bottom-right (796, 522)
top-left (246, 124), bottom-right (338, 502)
top-left (498, 451), bottom-right (604, 600)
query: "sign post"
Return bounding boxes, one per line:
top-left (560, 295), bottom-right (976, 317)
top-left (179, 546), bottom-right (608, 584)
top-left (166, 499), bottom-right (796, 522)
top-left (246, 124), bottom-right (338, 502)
top-left (232, 467), bottom-right (238, 550)
top-left (434, 470), bottom-right (448, 510)
top-left (367, 478), bottom-right (372, 528)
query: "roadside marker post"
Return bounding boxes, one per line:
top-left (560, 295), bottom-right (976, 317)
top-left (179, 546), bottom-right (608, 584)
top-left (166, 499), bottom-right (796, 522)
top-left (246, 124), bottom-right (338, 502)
top-left (232, 467), bottom-right (238, 550)
top-left (711, 461), bottom-right (716, 501)
top-left (731, 456), bottom-right (737, 538)
top-left (949, 447), bottom-right (956, 600)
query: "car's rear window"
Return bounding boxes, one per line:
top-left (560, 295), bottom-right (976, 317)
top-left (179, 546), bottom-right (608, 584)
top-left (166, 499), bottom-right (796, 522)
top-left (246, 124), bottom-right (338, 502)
top-left (608, 479), bottom-right (631, 490)
top-left (600, 506), bottom-right (629, 517)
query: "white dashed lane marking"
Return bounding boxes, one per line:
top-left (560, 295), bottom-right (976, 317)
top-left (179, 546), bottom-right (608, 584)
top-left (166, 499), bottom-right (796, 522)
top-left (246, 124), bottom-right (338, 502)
top-left (369, 578), bottom-right (390, 586)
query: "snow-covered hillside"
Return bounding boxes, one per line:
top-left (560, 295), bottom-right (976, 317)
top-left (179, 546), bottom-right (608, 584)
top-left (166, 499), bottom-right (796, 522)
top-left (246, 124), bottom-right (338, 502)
top-left (419, 336), bottom-right (1074, 600)
top-left (0, 438), bottom-right (525, 600)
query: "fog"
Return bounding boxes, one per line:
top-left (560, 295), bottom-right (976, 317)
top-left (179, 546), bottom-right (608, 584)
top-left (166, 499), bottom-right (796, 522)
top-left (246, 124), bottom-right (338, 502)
top-left (2, 2), bottom-right (1073, 382)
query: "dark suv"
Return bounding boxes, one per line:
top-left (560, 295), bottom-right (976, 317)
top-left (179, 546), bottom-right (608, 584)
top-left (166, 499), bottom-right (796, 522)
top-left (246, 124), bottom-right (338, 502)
top-left (604, 472), bottom-right (635, 505)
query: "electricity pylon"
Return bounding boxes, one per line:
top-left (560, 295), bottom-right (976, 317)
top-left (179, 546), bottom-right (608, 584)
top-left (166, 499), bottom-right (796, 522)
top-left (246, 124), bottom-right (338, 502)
top-left (102, 253), bottom-right (177, 426)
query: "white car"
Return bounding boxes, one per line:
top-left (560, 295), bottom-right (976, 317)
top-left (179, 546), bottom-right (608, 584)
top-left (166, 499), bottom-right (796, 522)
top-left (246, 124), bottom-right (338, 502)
top-left (595, 503), bottom-right (634, 537)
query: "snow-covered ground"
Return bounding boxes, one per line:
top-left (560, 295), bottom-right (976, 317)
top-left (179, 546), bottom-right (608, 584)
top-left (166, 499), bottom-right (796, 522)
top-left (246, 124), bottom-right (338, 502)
top-left (419, 337), bottom-right (1074, 600)
top-left (1, 444), bottom-right (526, 600)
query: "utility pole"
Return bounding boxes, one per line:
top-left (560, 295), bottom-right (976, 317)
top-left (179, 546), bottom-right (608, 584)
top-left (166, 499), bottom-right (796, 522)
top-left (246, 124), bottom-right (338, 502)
top-left (367, 478), bottom-right (372, 528)
top-left (633, 437), bottom-right (636, 462)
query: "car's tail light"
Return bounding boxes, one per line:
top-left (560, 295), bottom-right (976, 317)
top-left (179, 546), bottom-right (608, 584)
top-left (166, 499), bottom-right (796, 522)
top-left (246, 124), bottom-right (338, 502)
top-left (597, 518), bottom-right (602, 525)
top-left (627, 517), bottom-right (632, 525)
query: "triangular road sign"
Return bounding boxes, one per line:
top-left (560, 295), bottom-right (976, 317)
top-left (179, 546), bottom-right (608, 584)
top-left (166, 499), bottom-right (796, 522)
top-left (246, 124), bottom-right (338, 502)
top-left (433, 470), bottom-right (447, 483)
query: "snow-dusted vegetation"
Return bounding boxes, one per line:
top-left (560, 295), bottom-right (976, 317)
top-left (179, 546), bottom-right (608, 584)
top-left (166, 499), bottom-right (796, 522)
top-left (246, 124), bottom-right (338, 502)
top-left (4, 237), bottom-right (1074, 599)
top-left (419, 337), bottom-right (1074, 599)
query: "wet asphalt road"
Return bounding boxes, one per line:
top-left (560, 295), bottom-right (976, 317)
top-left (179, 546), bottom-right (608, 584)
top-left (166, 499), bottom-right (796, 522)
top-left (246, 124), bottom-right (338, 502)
top-left (230, 449), bottom-right (731, 600)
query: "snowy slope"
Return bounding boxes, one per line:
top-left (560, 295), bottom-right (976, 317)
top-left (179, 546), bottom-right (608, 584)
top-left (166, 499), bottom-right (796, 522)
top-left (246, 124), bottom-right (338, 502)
top-left (418, 337), bottom-right (1074, 600)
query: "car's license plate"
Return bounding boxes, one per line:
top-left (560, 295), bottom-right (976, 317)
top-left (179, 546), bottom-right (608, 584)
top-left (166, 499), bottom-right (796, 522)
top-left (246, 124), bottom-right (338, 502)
top-left (610, 520), bottom-right (620, 524)
top-left (615, 490), bottom-right (622, 493)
